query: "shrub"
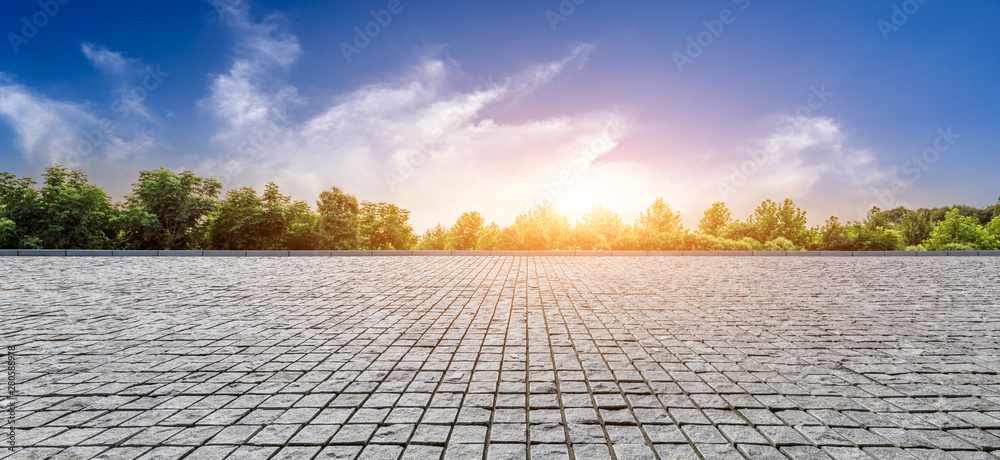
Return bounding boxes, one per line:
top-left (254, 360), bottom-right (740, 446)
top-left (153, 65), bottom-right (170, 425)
top-left (763, 237), bottom-right (797, 251)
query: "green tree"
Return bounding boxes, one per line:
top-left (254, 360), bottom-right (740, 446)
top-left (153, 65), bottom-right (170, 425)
top-left (0, 172), bottom-right (41, 248)
top-left (475, 222), bottom-right (501, 250)
top-left (281, 201), bottom-right (323, 250)
top-left (416, 224), bottom-right (448, 250)
top-left (924, 208), bottom-right (998, 250)
top-left (446, 211), bottom-right (485, 250)
top-left (34, 166), bottom-right (118, 249)
top-left (636, 198), bottom-right (682, 234)
top-left (0, 214), bottom-right (14, 247)
top-left (718, 221), bottom-right (756, 242)
top-left (610, 226), bottom-right (641, 250)
top-left (358, 201), bottom-right (416, 250)
top-left (749, 198), bottom-right (809, 246)
top-left (209, 187), bottom-right (264, 250)
top-left (316, 186), bottom-right (359, 250)
top-left (572, 204), bottom-right (624, 250)
top-left (898, 209), bottom-right (932, 247)
top-left (987, 214), bottom-right (1000, 241)
top-left (513, 202), bottom-right (570, 250)
top-left (495, 225), bottom-right (521, 250)
top-left (121, 168), bottom-right (221, 250)
top-left (815, 216), bottom-right (853, 251)
top-left (209, 184), bottom-right (302, 250)
top-left (698, 202), bottom-right (732, 237)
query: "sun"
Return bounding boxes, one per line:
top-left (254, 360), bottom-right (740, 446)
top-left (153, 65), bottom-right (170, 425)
top-left (556, 186), bottom-right (600, 222)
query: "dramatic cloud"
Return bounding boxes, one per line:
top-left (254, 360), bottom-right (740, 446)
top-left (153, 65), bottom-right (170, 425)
top-left (0, 43), bottom-right (168, 190)
top-left (196, 3), bottom-right (637, 229)
top-left (705, 115), bottom-right (898, 224)
top-left (195, 2), bottom-right (901, 231)
top-left (0, 75), bottom-right (99, 166)
top-left (200, 0), bottom-right (302, 141)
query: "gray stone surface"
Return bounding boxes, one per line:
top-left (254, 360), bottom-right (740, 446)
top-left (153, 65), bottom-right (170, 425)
top-left (2, 257), bottom-right (1000, 459)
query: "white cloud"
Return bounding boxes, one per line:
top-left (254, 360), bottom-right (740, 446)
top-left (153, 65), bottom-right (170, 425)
top-left (195, 4), bottom-right (632, 230)
top-left (197, 3), bottom-right (896, 231)
top-left (704, 115), bottom-right (899, 224)
top-left (199, 47), bottom-right (637, 231)
top-left (0, 59), bottom-right (162, 192)
top-left (0, 75), bottom-right (97, 165)
top-left (82, 43), bottom-right (132, 77)
top-left (200, 1), bottom-right (302, 141)
top-left (81, 43), bottom-right (164, 124)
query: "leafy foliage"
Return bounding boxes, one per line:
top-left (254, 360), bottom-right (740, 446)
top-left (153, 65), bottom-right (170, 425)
top-left (572, 204), bottom-right (624, 250)
top-left (2, 165), bottom-right (999, 253)
top-left (358, 201), bottom-right (416, 250)
top-left (416, 224), bottom-right (448, 250)
top-left (698, 202), bottom-right (732, 237)
top-left (208, 183), bottom-right (310, 250)
top-left (636, 198), bottom-right (682, 234)
top-left (748, 198), bottom-right (809, 246)
top-left (446, 211), bottom-right (484, 250)
top-left (316, 186), bottom-right (359, 250)
top-left (121, 168), bottom-right (221, 250)
top-left (923, 208), bottom-right (998, 250)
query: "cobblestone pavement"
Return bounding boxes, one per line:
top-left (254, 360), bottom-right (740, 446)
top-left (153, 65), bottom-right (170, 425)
top-left (3, 257), bottom-right (1000, 459)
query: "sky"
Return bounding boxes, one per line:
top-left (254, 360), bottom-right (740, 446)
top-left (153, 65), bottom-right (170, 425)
top-left (1, 0), bottom-right (998, 232)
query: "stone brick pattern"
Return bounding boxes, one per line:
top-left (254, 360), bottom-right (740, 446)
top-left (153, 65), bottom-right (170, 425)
top-left (2, 257), bottom-right (1000, 459)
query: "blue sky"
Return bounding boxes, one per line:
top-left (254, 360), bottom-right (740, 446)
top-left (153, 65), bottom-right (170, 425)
top-left (1, 0), bottom-right (998, 230)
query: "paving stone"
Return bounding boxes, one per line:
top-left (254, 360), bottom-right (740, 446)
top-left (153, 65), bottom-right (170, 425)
top-left (400, 444), bottom-right (444, 459)
top-left (5, 257), bottom-right (1000, 456)
top-left (695, 443), bottom-right (746, 459)
top-left (737, 444), bottom-right (787, 459)
top-left (443, 443), bottom-right (483, 459)
top-left (133, 446), bottom-right (192, 459)
top-left (314, 445), bottom-right (360, 459)
top-left (225, 445), bottom-right (279, 459)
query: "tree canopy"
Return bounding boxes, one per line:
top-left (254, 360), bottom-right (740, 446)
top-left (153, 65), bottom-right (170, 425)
top-left (3, 165), bottom-right (999, 252)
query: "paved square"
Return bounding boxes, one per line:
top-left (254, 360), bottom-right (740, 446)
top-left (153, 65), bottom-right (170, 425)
top-left (2, 256), bottom-right (1000, 459)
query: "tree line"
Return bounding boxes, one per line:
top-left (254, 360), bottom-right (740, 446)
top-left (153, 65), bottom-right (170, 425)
top-left (2, 166), bottom-right (999, 251)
